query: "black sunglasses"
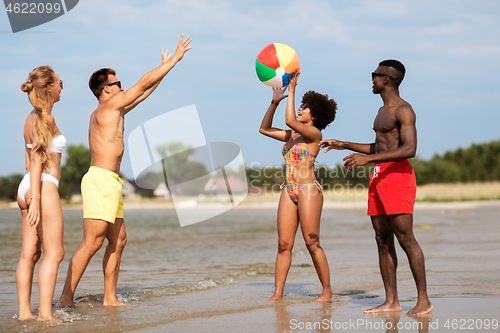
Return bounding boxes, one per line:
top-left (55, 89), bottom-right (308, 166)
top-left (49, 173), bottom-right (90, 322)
top-left (372, 72), bottom-right (394, 80)
top-left (299, 103), bottom-right (308, 109)
top-left (103, 81), bottom-right (121, 89)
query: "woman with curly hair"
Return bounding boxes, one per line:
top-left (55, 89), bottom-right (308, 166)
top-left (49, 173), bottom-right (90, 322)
top-left (259, 72), bottom-right (337, 301)
top-left (16, 66), bottom-right (65, 320)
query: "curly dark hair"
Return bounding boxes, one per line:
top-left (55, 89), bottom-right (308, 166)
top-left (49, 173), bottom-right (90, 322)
top-left (301, 90), bottom-right (337, 131)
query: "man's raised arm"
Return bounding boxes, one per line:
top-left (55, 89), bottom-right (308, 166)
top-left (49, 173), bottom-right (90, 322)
top-left (123, 48), bottom-right (173, 114)
top-left (108, 34), bottom-right (192, 113)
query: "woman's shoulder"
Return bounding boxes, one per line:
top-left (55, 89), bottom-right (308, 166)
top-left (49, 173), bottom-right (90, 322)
top-left (24, 109), bottom-right (36, 121)
top-left (23, 111), bottom-right (36, 139)
top-left (24, 109), bottom-right (55, 123)
top-left (300, 129), bottom-right (322, 144)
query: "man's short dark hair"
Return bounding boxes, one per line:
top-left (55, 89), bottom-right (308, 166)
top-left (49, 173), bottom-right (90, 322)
top-left (89, 68), bottom-right (116, 99)
top-left (379, 60), bottom-right (405, 86)
top-left (379, 60), bottom-right (405, 76)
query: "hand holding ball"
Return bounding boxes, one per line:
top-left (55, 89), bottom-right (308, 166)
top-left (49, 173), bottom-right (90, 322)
top-left (255, 43), bottom-right (300, 88)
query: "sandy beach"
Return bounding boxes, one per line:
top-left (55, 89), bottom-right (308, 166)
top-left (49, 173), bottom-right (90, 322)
top-left (2, 181), bottom-right (500, 211)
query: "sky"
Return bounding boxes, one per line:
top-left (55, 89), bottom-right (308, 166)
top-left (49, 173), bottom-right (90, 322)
top-left (1, 0), bottom-right (499, 180)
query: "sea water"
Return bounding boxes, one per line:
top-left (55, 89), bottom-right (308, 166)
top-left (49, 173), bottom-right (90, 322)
top-left (0, 203), bottom-right (499, 332)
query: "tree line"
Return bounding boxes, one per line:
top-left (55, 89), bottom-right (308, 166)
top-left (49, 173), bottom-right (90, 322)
top-left (248, 139), bottom-right (500, 189)
top-left (410, 139), bottom-right (500, 185)
top-left (1, 139), bottom-right (499, 201)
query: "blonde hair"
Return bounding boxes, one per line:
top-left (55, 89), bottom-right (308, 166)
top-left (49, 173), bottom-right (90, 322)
top-left (20, 66), bottom-right (57, 163)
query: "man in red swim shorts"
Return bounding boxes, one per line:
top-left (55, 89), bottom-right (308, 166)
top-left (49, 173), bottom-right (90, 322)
top-left (320, 60), bottom-right (432, 315)
top-left (368, 160), bottom-right (416, 216)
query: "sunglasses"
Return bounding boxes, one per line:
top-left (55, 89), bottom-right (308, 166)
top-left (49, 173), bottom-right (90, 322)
top-left (51, 80), bottom-right (63, 88)
top-left (103, 81), bottom-right (122, 89)
top-left (299, 103), bottom-right (308, 110)
top-left (372, 72), bottom-right (394, 80)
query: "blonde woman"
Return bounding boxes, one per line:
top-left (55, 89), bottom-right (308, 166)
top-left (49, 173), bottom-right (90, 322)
top-left (16, 66), bottom-right (65, 320)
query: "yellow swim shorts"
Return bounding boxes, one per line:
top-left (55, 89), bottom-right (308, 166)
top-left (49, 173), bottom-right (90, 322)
top-left (81, 166), bottom-right (124, 223)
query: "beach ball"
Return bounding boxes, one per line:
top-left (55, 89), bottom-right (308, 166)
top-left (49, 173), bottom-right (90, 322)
top-left (255, 43), bottom-right (300, 88)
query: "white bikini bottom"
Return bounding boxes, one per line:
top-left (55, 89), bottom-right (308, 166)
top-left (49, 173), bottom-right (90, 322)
top-left (17, 173), bottom-right (59, 202)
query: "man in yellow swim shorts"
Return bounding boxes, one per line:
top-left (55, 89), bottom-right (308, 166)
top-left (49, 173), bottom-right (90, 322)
top-left (81, 166), bottom-right (124, 224)
top-left (56, 35), bottom-right (192, 307)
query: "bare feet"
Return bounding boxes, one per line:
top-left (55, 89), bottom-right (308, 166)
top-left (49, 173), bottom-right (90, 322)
top-left (315, 291), bottom-right (333, 302)
top-left (364, 302), bottom-right (402, 314)
top-left (17, 314), bottom-right (36, 321)
top-left (268, 293), bottom-right (283, 300)
top-left (55, 297), bottom-right (74, 308)
top-left (36, 315), bottom-right (61, 322)
top-left (407, 301), bottom-right (433, 315)
top-left (103, 299), bottom-right (128, 306)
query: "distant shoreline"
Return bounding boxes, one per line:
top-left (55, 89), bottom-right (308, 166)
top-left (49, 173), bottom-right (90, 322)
top-left (2, 198), bottom-right (499, 211)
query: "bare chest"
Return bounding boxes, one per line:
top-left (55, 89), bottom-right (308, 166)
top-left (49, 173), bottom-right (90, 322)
top-left (90, 110), bottom-right (125, 142)
top-left (373, 108), bottom-right (399, 135)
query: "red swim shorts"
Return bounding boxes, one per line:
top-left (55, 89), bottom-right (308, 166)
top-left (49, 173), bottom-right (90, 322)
top-left (367, 160), bottom-right (416, 216)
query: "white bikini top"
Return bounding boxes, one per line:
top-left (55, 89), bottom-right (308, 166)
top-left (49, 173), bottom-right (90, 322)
top-left (26, 134), bottom-right (66, 153)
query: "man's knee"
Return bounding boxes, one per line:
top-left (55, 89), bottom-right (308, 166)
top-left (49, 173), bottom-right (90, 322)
top-left (83, 236), bottom-right (106, 254)
top-left (395, 232), bottom-right (416, 251)
top-left (375, 234), bottom-right (394, 252)
top-left (107, 233), bottom-right (127, 252)
top-left (117, 235), bottom-right (127, 251)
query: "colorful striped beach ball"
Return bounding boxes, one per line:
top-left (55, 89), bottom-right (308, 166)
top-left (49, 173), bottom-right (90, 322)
top-left (255, 43), bottom-right (300, 88)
